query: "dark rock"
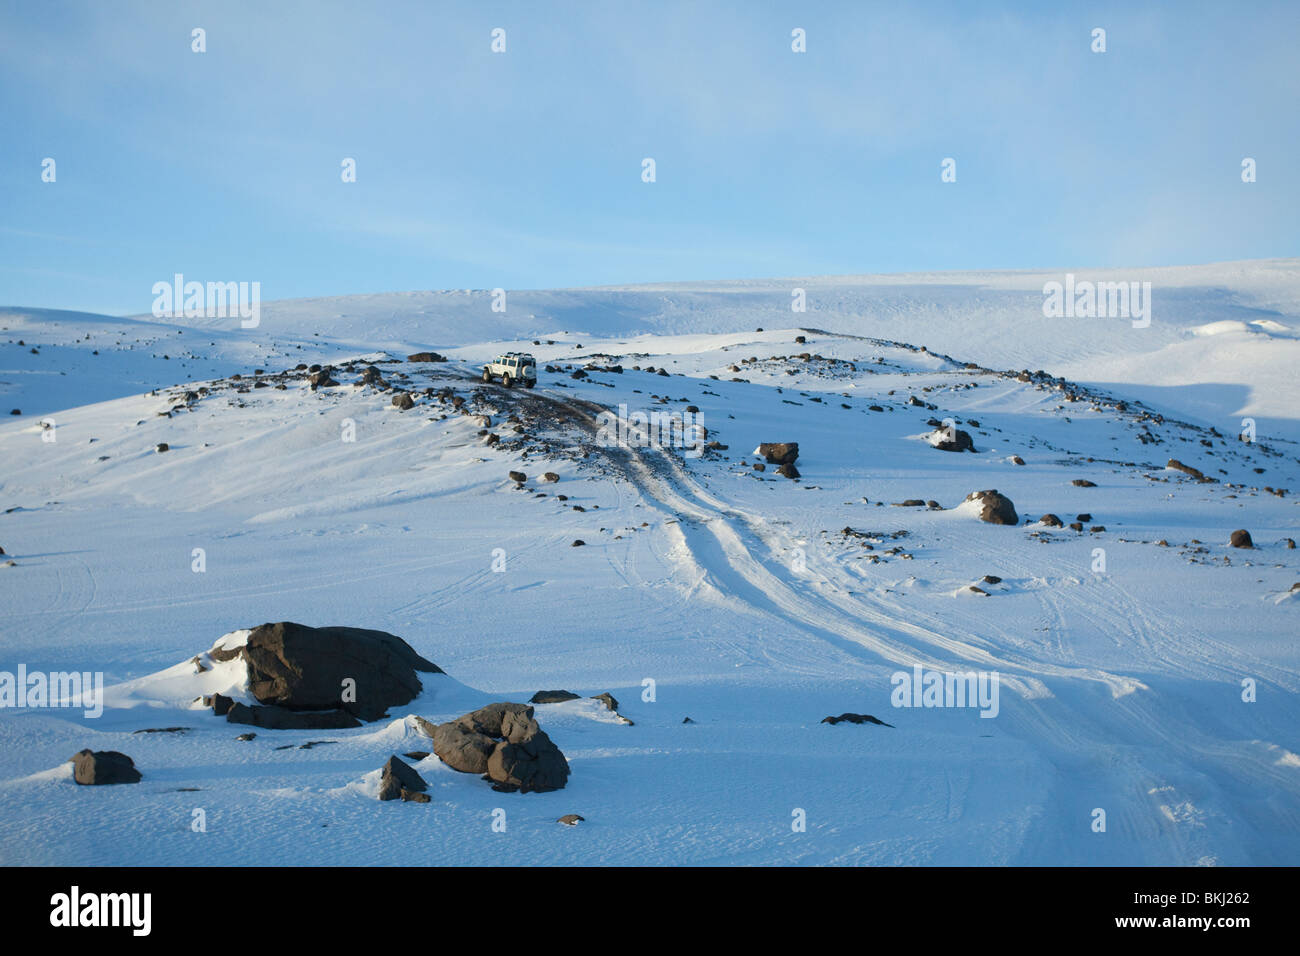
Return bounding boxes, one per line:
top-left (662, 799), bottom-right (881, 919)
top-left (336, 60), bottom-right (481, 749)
top-left (406, 352), bottom-right (446, 363)
top-left (590, 692), bottom-right (619, 712)
top-left (232, 621), bottom-right (441, 721)
top-left (752, 462), bottom-right (766, 472)
top-left (896, 499), bottom-right (926, 507)
top-left (401, 788), bottom-right (431, 803)
top-left (235, 733), bottom-right (256, 741)
top-left (682, 717), bottom-right (695, 724)
top-left (756, 442), bottom-right (799, 465)
top-left (435, 703), bottom-right (569, 791)
top-left (964, 489), bottom-right (1018, 525)
top-left (308, 368), bottom-right (337, 389)
top-left (982, 575), bottom-right (1002, 584)
top-left (1167, 459), bottom-right (1205, 480)
top-left (432, 722), bottom-right (497, 774)
top-left (1011, 455), bottom-right (1025, 465)
top-left (1069, 522), bottom-right (1084, 532)
top-left (777, 463), bottom-right (801, 479)
top-left (557, 814), bottom-right (585, 826)
top-left (155, 443), bottom-right (169, 453)
top-left (377, 755), bottom-right (428, 801)
top-left (572, 539), bottom-right (585, 547)
top-left (403, 751), bottom-right (430, 761)
top-left (932, 428), bottom-right (975, 452)
top-left (71, 749), bottom-right (141, 785)
top-left (1076, 513), bottom-right (1092, 523)
top-left (509, 471), bottom-right (527, 484)
top-left (821, 713), bottom-right (894, 728)
top-left (530, 690), bottom-right (580, 704)
top-left (542, 472), bottom-right (560, 483)
top-left (487, 729), bottom-right (570, 793)
top-left (392, 391), bottom-right (414, 411)
top-left (226, 702), bottom-right (361, 730)
top-left (1229, 529), bottom-right (1254, 549)
top-left (210, 693), bottom-right (233, 717)
top-left (1071, 479), bottom-right (1097, 487)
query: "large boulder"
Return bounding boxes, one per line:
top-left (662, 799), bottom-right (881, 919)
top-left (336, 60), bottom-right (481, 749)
top-left (219, 622), bottom-right (441, 722)
top-left (487, 729), bottom-right (571, 793)
top-left (754, 443), bottom-right (799, 465)
top-left (431, 722), bottom-right (497, 774)
top-left (431, 702), bottom-right (569, 792)
top-left (1229, 529), bottom-right (1254, 549)
top-left (71, 749), bottom-right (141, 785)
top-left (964, 489), bottom-right (1019, 525)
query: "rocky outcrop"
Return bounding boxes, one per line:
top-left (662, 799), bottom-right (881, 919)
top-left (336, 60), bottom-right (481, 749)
top-left (530, 690), bottom-right (580, 704)
top-left (931, 428), bottom-right (975, 452)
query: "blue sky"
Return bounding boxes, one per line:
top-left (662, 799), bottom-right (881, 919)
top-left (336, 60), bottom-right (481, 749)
top-left (2, 0), bottom-right (1297, 315)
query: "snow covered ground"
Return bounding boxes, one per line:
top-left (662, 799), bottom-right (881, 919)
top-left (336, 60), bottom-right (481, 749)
top-left (1, 260), bottom-right (1297, 865)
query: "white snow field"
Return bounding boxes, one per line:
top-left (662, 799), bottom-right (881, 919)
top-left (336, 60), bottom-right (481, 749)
top-left (0, 260), bottom-right (1297, 866)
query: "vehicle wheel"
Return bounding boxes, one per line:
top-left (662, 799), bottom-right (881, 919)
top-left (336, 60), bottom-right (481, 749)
top-left (503, 374), bottom-right (512, 388)
top-left (482, 369), bottom-right (491, 383)
top-left (525, 380), bottom-right (535, 389)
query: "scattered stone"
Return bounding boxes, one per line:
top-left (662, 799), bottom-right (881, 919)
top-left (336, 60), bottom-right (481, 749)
top-left (1076, 514), bottom-right (1092, 523)
top-left (557, 814), bottom-right (585, 826)
top-left (982, 575), bottom-right (1002, 584)
top-left (1040, 514), bottom-right (1063, 528)
top-left (1071, 479), bottom-right (1097, 487)
top-left (572, 539), bottom-right (585, 547)
top-left (1069, 522), bottom-right (1084, 532)
top-left (777, 463), bottom-right (801, 479)
top-left (71, 749), bottom-right (141, 785)
top-left (391, 391), bottom-right (414, 411)
top-left (821, 713), bottom-right (894, 728)
top-left (590, 692), bottom-right (619, 712)
top-left (682, 717), bottom-right (695, 724)
top-left (155, 443), bottom-right (169, 453)
top-left (401, 789), bottom-right (432, 803)
top-left (406, 352), bottom-right (446, 363)
top-left (235, 733), bottom-right (257, 741)
top-left (509, 471), bottom-right (527, 484)
top-left (131, 727), bottom-right (188, 735)
top-left (1229, 529), bottom-right (1254, 549)
top-left (542, 472), bottom-right (560, 483)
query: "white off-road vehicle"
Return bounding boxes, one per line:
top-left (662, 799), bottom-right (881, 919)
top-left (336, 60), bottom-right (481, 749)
top-left (482, 352), bottom-right (537, 388)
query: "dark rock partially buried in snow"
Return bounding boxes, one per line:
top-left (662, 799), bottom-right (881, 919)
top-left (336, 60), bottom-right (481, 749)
top-left (72, 749), bottom-right (142, 785)
top-left (590, 692), bottom-right (619, 712)
top-left (1229, 529), bottom-right (1254, 549)
top-left (777, 463), bottom-right (801, 479)
top-left (964, 489), bottom-right (1019, 525)
top-left (931, 428), bottom-right (975, 452)
top-left (755, 442), bottom-right (799, 465)
top-left (1039, 514), bottom-right (1063, 527)
top-left (213, 622), bottom-right (442, 722)
top-left (391, 391), bottom-right (414, 410)
top-left (821, 713), bottom-right (894, 728)
top-left (226, 701), bottom-right (361, 730)
top-left (557, 814), bottom-right (585, 826)
top-left (377, 755), bottom-right (428, 802)
top-left (530, 690), bottom-right (580, 704)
